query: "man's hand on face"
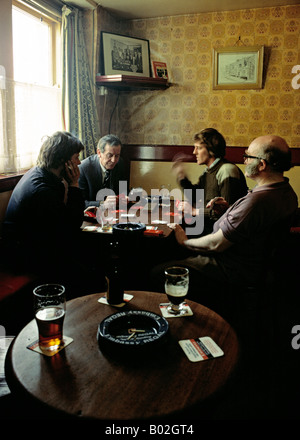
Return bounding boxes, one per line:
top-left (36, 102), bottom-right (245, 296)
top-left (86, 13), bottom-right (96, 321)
top-left (65, 159), bottom-right (80, 187)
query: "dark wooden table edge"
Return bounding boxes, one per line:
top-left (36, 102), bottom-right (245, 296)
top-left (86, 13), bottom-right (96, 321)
top-left (4, 293), bottom-right (242, 421)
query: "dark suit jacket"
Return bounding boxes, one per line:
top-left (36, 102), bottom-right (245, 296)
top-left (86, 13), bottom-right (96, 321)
top-left (79, 154), bottom-right (127, 207)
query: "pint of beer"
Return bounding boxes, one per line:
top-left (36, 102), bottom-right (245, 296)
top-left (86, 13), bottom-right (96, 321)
top-left (33, 284), bottom-right (66, 353)
top-left (164, 267), bottom-right (189, 316)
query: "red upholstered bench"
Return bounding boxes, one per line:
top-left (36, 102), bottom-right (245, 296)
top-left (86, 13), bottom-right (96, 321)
top-left (0, 271), bottom-right (37, 302)
top-left (290, 226), bottom-right (300, 234)
top-left (0, 270), bottom-right (38, 335)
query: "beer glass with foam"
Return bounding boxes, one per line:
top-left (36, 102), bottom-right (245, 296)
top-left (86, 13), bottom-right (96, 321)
top-left (33, 284), bottom-right (66, 353)
top-left (164, 267), bottom-right (189, 315)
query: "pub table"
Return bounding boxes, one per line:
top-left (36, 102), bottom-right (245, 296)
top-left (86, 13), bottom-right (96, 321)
top-left (5, 291), bottom-right (240, 420)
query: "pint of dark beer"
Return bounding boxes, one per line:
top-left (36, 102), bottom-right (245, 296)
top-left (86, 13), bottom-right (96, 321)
top-left (33, 284), bottom-right (66, 353)
top-left (164, 267), bottom-right (189, 316)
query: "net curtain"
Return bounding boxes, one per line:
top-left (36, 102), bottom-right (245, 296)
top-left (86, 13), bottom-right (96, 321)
top-left (61, 6), bottom-right (99, 158)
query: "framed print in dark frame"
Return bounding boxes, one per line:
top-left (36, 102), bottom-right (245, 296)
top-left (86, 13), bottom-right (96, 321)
top-left (100, 32), bottom-right (151, 77)
top-left (213, 45), bottom-right (264, 90)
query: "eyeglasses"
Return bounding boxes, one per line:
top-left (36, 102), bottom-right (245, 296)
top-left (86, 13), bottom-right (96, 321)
top-left (243, 154), bottom-right (268, 163)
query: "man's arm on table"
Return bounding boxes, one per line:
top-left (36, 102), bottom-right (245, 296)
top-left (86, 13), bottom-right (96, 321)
top-left (169, 224), bottom-right (233, 254)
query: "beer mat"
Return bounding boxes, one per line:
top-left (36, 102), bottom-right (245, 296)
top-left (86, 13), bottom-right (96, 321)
top-left (27, 336), bottom-right (73, 357)
top-left (120, 213), bottom-right (135, 218)
top-left (82, 225), bottom-right (99, 231)
top-left (98, 293), bottom-right (134, 306)
top-left (159, 303), bottom-right (193, 318)
top-left (0, 337), bottom-right (14, 397)
top-left (84, 211), bottom-right (96, 218)
top-left (82, 225), bottom-right (113, 233)
top-left (97, 225), bottom-right (114, 233)
top-left (163, 212), bottom-right (181, 217)
top-left (144, 229), bottom-right (164, 236)
top-left (151, 220), bottom-right (168, 224)
top-left (179, 337), bottom-right (224, 362)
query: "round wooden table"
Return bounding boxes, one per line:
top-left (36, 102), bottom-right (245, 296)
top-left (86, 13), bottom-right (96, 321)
top-left (5, 291), bottom-right (240, 420)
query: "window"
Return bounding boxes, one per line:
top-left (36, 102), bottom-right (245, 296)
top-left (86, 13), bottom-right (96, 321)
top-left (13, 4), bottom-right (54, 86)
top-left (0, 1), bottom-right (62, 173)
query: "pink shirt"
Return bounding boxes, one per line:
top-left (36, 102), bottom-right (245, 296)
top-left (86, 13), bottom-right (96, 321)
top-left (213, 178), bottom-right (298, 285)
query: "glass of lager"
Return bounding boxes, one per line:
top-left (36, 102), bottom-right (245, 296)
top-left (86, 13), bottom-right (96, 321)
top-left (33, 284), bottom-right (66, 354)
top-left (164, 267), bottom-right (189, 316)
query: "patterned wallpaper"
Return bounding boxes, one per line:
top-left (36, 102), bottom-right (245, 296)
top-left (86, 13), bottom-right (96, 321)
top-left (98, 4), bottom-right (300, 149)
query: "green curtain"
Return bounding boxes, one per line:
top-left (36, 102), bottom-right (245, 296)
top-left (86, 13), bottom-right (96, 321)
top-left (61, 6), bottom-right (100, 158)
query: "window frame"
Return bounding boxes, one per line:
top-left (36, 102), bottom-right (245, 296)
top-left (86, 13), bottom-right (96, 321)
top-left (12, 0), bottom-right (61, 87)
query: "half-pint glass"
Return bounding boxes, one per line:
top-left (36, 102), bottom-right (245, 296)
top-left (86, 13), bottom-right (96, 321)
top-left (164, 267), bottom-right (189, 315)
top-left (33, 284), bottom-right (66, 353)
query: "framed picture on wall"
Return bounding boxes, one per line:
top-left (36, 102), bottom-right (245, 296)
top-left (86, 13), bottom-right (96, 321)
top-left (152, 61), bottom-right (168, 79)
top-left (100, 32), bottom-right (151, 77)
top-left (213, 45), bottom-right (264, 90)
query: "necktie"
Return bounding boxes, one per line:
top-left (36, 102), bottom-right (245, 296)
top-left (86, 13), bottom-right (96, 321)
top-left (103, 170), bottom-right (111, 188)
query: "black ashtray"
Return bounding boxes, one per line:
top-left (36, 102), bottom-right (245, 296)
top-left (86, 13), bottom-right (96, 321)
top-left (97, 310), bottom-right (169, 357)
top-left (113, 222), bottom-right (146, 238)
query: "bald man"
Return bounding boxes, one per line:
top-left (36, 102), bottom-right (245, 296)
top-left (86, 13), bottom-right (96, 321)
top-left (151, 135), bottom-right (298, 305)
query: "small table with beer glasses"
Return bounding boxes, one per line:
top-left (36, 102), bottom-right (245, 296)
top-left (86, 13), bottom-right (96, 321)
top-left (5, 291), bottom-right (240, 420)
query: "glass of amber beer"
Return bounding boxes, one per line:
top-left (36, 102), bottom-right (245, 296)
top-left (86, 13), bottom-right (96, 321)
top-left (33, 284), bottom-right (66, 353)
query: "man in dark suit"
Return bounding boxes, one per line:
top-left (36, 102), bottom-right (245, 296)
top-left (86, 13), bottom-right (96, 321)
top-left (79, 134), bottom-right (127, 209)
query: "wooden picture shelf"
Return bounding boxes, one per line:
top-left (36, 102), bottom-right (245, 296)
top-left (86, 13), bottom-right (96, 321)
top-left (96, 74), bottom-right (170, 91)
